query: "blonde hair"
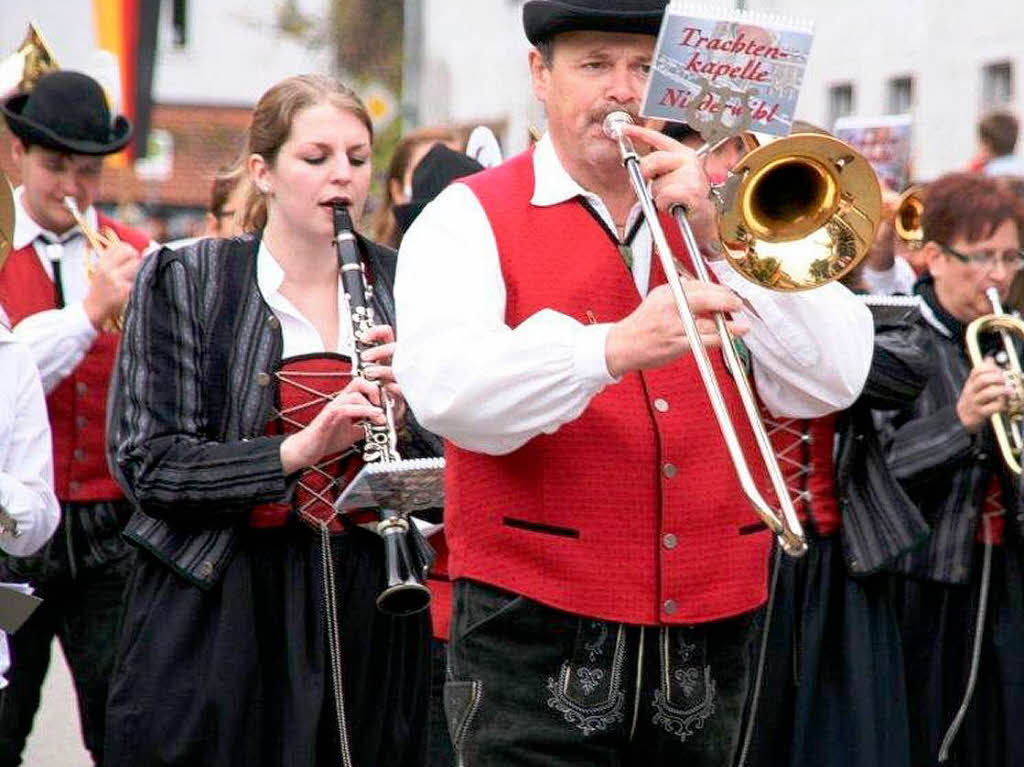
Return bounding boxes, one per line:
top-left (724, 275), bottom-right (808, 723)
top-left (240, 74), bottom-right (374, 232)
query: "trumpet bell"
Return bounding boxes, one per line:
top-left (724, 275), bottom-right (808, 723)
top-left (894, 185), bottom-right (924, 248)
top-left (717, 133), bottom-right (882, 291)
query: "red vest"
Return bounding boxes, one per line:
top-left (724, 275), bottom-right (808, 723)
top-left (0, 213), bottom-right (149, 502)
top-left (427, 534), bottom-right (452, 641)
top-left (444, 151), bottom-right (773, 626)
top-left (765, 414), bottom-right (841, 536)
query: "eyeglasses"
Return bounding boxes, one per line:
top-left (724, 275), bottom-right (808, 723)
top-left (940, 243), bottom-right (1024, 271)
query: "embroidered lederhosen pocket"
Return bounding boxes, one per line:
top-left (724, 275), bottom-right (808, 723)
top-left (546, 619), bottom-right (627, 736)
top-left (445, 582), bottom-right (523, 761)
top-left (651, 626), bottom-right (717, 743)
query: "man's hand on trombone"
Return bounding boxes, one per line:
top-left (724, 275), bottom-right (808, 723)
top-left (605, 281), bottom-right (749, 377)
top-left (619, 123), bottom-right (719, 250)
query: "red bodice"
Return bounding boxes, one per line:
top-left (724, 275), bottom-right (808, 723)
top-left (250, 353), bottom-right (369, 533)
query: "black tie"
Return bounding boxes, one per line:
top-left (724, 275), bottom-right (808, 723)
top-left (37, 231), bottom-right (80, 310)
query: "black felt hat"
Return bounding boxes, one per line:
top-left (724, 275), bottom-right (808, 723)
top-left (2, 70), bottom-right (132, 156)
top-left (523, 0), bottom-right (668, 45)
top-left (393, 143), bottom-right (484, 234)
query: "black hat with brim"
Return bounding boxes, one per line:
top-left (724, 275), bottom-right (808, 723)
top-left (393, 143), bottom-right (484, 234)
top-left (2, 70), bottom-right (132, 156)
top-left (523, 0), bottom-right (668, 45)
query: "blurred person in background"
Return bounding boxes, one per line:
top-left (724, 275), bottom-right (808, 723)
top-left (371, 126), bottom-right (461, 248)
top-left (969, 111), bottom-right (1024, 177)
top-left (0, 69), bottom-right (149, 766)
top-left (203, 164), bottom-right (248, 238)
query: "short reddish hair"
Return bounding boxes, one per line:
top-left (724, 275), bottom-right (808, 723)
top-left (922, 172), bottom-right (1024, 247)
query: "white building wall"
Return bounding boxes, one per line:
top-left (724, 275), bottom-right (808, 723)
top-left (2, 0), bottom-right (333, 110)
top-left (416, 0), bottom-right (1024, 180)
top-left (419, 0), bottom-right (539, 154)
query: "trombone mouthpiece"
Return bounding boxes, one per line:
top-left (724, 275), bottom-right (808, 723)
top-left (602, 111), bottom-right (634, 139)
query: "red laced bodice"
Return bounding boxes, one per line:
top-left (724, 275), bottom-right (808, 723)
top-left (250, 354), bottom-right (370, 533)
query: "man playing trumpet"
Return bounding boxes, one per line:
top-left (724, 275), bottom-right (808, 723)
top-left (0, 69), bottom-right (148, 764)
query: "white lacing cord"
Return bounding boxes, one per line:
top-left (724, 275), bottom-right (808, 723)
top-left (937, 531), bottom-right (994, 764)
top-left (319, 524), bottom-right (355, 767)
top-left (735, 544), bottom-right (783, 767)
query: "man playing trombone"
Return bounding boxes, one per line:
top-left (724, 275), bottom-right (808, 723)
top-left (394, 1), bottom-right (873, 764)
top-left (883, 173), bottom-right (1024, 767)
top-left (0, 70), bottom-right (148, 764)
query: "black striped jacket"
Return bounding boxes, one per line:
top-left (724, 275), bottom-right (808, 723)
top-left (881, 297), bottom-right (1023, 583)
top-left (835, 299), bottom-right (932, 575)
top-left (106, 234), bottom-right (441, 589)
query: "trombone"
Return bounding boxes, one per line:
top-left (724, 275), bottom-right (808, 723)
top-left (603, 112), bottom-right (882, 558)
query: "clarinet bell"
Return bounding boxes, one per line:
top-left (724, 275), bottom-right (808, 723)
top-left (376, 515), bottom-right (432, 617)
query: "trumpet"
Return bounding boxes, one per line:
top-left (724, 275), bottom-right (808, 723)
top-left (966, 287), bottom-right (1024, 474)
top-left (62, 196), bottom-right (128, 333)
top-left (604, 112), bottom-right (882, 557)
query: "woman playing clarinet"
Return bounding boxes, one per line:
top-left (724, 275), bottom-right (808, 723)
top-left (104, 74), bottom-right (436, 767)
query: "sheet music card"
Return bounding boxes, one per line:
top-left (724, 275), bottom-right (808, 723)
top-left (641, 3), bottom-right (815, 145)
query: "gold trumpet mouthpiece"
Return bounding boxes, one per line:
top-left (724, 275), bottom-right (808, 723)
top-left (63, 195), bottom-right (82, 217)
top-left (602, 111), bottom-right (634, 139)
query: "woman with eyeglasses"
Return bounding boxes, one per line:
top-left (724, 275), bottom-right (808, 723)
top-left (881, 173), bottom-right (1024, 767)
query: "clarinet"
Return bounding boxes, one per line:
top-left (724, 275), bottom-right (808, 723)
top-left (333, 204), bottom-right (431, 616)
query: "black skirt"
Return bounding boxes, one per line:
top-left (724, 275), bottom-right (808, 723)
top-left (736, 534), bottom-right (911, 767)
top-left (104, 524), bottom-right (430, 767)
top-left (889, 543), bottom-right (1024, 767)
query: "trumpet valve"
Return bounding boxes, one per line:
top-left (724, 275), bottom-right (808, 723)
top-left (1005, 369), bottom-right (1024, 417)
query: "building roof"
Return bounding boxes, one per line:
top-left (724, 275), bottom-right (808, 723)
top-left (1, 103), bottom-right (252, 210)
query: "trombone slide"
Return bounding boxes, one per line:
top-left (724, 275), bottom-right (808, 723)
top-left (603, 112), bottom-right (807, 558)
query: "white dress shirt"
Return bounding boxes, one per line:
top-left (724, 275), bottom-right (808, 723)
top-left (862, 256), bottom-right (917, 296)
top-left (0, 328), bottom-right (60, 556)
top-left (8, 187), bottom-right (101, 394)
top-left (394, 132), bottom-right (874, 455)
top-left (257, 241), bottom-right (356, 358)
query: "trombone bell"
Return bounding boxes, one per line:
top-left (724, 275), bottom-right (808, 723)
top-left (717, 134), bottom-right (882, 291)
